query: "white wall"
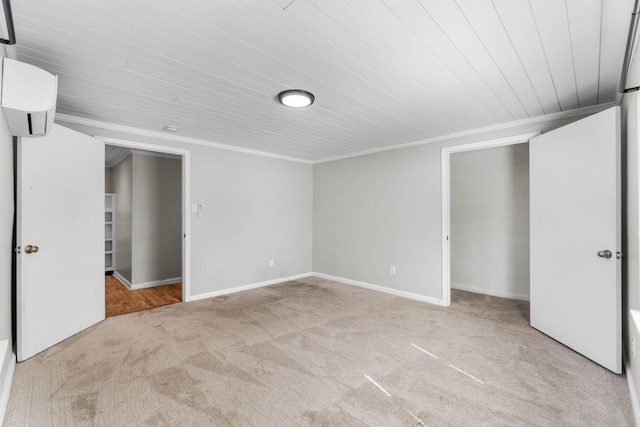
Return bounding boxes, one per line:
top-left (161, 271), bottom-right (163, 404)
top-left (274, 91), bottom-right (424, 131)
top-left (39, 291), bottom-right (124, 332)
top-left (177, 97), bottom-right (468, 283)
top-left (113, 156), bottom-right (133, 282)
top-left (450, 144), bottom-right (530, 300)
top-left (61, 122), bottom-right (313, 299)
top-left (622, 88), bottom-right (640, 421)
top-left (131, 154), bottom-right (181, 284)
top-left (624, 91), bottom-right (640, 313)
top-left (313, 115), bottom-right (588, 302)
top-left (0, 47), bottom-right (15, 422)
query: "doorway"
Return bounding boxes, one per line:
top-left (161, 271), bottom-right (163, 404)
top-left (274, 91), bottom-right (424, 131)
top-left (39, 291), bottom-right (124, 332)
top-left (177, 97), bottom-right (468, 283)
top-left (104, 275), bottom-right (182, 317)
top-left (441, 133), bottom-right (539, 306)
top-left (103, 138), bottom-right (191, 316)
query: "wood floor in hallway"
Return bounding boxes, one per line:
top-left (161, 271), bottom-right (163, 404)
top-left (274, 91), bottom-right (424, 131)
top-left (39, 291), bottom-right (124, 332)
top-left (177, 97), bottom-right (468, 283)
top-left (105, 274), bottom-right (182, 317)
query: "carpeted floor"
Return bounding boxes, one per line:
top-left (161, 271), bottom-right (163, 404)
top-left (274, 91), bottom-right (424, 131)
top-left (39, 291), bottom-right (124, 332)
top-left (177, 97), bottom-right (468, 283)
top-left (4, 277), bottom-right (634, 426)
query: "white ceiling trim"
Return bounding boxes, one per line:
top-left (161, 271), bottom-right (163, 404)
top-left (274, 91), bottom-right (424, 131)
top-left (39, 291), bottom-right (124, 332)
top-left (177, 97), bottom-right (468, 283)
top-left (105, 147), bottom-right (182, 168)
top-left (61, 101), bottom-right (614, 166)
top-left (56, 113), bottom-right (314, 165)
top-left (312, 102), bottom-right (616, 164)
top-left (129, 149), bottom-right (181, 161)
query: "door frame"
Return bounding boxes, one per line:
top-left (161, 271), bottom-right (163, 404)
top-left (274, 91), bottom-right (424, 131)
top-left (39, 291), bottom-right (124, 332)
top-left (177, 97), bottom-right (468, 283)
top-left (440, 132), bottom-right (539, 307)
top-left (103, 137), bottom-right (192, 302)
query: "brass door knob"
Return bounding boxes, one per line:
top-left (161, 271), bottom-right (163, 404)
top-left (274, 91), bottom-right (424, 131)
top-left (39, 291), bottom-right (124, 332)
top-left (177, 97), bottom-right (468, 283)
top-left (24, 245), bottom-right (39, 254)
top-left (597, 250), bottom-right (612, 259)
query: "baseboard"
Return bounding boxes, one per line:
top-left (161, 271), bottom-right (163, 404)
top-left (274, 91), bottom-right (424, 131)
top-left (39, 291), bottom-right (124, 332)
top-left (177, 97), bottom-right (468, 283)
top-left (113, 272), bottom-right (181, 290)
top-left (129, 277), bottom-right (182, 290)
top-left (0, 340), bottom-right (15, 426)
top-left (187, 272), bottom-right (480, 308)
top-left (187, 273), bottom-right (314, 302)
top-left (625, 351), bottom-right (640, 427)
top-left (312, 273), bottom-right (447, 306)
top-left (113, 271), bottom-right (132, 289)
top-left (451, 282), bottom-right (530, 302)
top-left (166, 273), bottom-right (524, 308)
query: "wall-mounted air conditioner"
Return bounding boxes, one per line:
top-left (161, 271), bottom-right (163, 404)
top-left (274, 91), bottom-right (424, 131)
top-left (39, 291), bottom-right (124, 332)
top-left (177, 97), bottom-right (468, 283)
top-left (1, 57), bottom-right (57, 137)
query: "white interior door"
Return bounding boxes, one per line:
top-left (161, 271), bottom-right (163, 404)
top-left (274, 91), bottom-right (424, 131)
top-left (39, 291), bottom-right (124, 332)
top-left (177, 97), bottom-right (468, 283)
top-left (530, 107), bottom-right (621, 373)
top-left (17, 123), bottom-right (105, 362)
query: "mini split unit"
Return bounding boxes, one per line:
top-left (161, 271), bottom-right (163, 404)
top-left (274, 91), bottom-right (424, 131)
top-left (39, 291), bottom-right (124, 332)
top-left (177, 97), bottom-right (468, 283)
top-left (1, 57), bottom-right (57, 137)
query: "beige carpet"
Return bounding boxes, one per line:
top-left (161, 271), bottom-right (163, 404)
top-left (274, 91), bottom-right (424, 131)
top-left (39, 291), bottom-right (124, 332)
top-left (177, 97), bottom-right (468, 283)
top-left (4, 277), bottom-right (634, 426)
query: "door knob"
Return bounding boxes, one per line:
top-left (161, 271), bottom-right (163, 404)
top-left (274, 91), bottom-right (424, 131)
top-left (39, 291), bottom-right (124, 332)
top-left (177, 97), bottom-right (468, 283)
top-left (597, 250), bottom-right (612, 259)
top-left (24, 245), bottom-right (39, 254)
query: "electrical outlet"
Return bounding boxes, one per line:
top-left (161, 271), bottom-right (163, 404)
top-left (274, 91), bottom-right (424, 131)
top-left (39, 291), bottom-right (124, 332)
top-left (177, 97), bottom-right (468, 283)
top-left (390, 265), bottom-right (396, 275)
top-left (269, 259), bottom-right (275, 267)
top-left (632, 336), bottom-right (636, 359)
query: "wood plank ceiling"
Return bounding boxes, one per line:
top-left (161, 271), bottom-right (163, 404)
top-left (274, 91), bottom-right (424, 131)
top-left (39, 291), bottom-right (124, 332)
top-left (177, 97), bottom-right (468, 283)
top-left (10, 0), bottom-right (636, 161)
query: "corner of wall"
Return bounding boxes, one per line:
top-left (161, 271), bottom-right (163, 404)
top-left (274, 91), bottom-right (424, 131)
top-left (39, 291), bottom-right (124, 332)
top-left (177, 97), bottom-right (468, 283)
top-left (626, 311), bottom-right (640, 426)
top-left (0, 340), bottom-right (15, 423)
top-left (0, 46), bottom-right (15, 426)
top-left (623, 88), bottom-right (640, 426)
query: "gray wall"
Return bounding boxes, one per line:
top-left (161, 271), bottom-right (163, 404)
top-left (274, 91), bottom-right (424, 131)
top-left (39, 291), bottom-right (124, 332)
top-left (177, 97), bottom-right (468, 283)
top-left (450, 144), bottom-right (530, 300)
top-left (131, 154), bottom-right (182, 284)
top-left (62, 122), bottom-right (313, 298)
top-left (113, 156), bottom-right (133, 282)
top-left (313, 115), bottom-right (588, 301)
top-left (0, 46), bottom-right (14, 418)
top-left (105, 167), bottom-right (113, 193)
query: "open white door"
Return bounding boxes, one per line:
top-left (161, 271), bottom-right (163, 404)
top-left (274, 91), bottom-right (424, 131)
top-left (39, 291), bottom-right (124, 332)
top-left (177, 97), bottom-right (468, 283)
top-left (530, 107), bottom-right (621, 373)
top-left (17, 124), bottom-right (105, 361)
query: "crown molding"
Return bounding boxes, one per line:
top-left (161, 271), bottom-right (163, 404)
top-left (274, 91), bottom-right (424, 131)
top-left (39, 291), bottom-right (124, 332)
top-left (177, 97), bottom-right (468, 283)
top-left (312, 102), bottom-right (616, 164)
top-left (58, 102), bottom-right (615, 166)
top-left (55, 114), bottom-right (314, 165)
top-left (130, 149), bottom-right (180, 160)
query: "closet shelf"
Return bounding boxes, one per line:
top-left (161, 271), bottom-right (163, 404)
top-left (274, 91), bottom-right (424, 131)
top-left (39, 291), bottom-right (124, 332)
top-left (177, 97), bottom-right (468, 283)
top-left (105, 193), bottom-right (116, 272)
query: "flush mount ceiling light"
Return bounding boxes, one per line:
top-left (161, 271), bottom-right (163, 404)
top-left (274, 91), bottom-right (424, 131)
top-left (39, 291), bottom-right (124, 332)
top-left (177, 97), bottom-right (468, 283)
top-left (163, 125), bottom-right (179, 132)
top-left (277, 89), bottom-right (315, 108)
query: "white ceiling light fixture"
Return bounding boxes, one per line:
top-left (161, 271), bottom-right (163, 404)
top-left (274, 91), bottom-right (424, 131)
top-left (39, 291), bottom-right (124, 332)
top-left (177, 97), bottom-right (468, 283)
top-left (277, 89), bottom-right (315, 108)
top-left (163, 125), bottom-right (179, 132)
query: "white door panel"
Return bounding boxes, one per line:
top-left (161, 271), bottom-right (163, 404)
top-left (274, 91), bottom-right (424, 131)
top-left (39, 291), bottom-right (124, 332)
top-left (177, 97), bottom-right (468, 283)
top-left (17, 124), bottom-right (105, 361)
top-left (530, 107), bottom-right (621, 373)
